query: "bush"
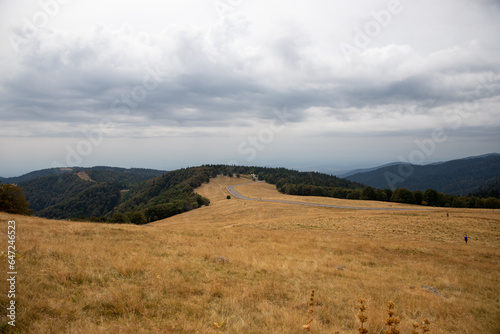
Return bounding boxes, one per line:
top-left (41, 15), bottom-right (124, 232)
top-left (110, 213), bottom-right (130, 224)
top-left (391, 188), bottom-right (414, 204)
top-left (0, 183), bottom-right (32, 215)
top-left (361, 186), bottom-right (377, 200)
top-left (129, 211), bottom-right (147, 225)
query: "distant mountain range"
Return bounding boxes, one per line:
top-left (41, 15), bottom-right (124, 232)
top-left (343, 153), bottom-right (500, 196)
top-left (338, 162), bottom-right (402, 178)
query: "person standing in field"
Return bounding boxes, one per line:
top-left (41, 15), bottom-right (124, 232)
top-left (464, 234), bottom-right (468, 244)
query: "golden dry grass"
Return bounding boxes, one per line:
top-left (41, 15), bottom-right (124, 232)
top-left (233, 181), bottom-right (425, 209)
top-left (1, 175), bottom-right (499, 333)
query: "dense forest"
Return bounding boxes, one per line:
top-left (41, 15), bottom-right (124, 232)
top-left (38, 183), bottom-right (121, 219)
top-left (9, 166), bottom-right (215, 224)
top-left (15, 167), bottom-right (168, 222)
top-left (20, 173), bottom-right (96, 213)
top-left (275, 183), bottom-right (500, 209)
top-left (113, 166), bottom-right (212, 223)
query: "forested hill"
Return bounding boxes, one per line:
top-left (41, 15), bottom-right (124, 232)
top-left (16, 167), bottom-right (167, 220)
top-left (5, 165), bottom-right (363, 223)
top-left (114, 167), bottom-right (212, 222)
top-left (344, 154), bottom-right (500, 196)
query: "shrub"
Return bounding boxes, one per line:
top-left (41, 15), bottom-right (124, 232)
top-left (0, 182), bottom-right (32, 215)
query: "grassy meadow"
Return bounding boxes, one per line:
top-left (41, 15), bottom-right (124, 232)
top-left (1, 175), bottom-right (499, 333)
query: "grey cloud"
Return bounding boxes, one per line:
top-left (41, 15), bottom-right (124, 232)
top-left (1, 2), bottom-right (500, 138)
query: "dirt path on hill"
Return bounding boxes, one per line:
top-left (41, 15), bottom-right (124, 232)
top-left (226, 182), bottom-right (424, 211)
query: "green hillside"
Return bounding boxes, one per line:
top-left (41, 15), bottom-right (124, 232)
top-left (13, 166), bottom-right (214, 223)
top-left (20, 173), bottom-right (95, 213)
top-left (38, 183), bottom-right (121, 219)
top-left (115, 166), bottom-right (212, 222)
top-left (17, 167), bottom-right (167, 220)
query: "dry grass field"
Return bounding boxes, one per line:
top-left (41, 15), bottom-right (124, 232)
top-left (1, 175), bottom-right (499, 333)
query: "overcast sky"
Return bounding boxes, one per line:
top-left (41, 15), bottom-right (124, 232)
top-left (0, 0), bottom-right (499, 177)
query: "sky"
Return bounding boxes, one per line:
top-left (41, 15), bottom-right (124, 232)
top-left (0, 0), bottom-right (499, 177)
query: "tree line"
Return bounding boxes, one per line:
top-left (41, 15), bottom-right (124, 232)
top-left (275, 182), bottom-right (500, 209)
